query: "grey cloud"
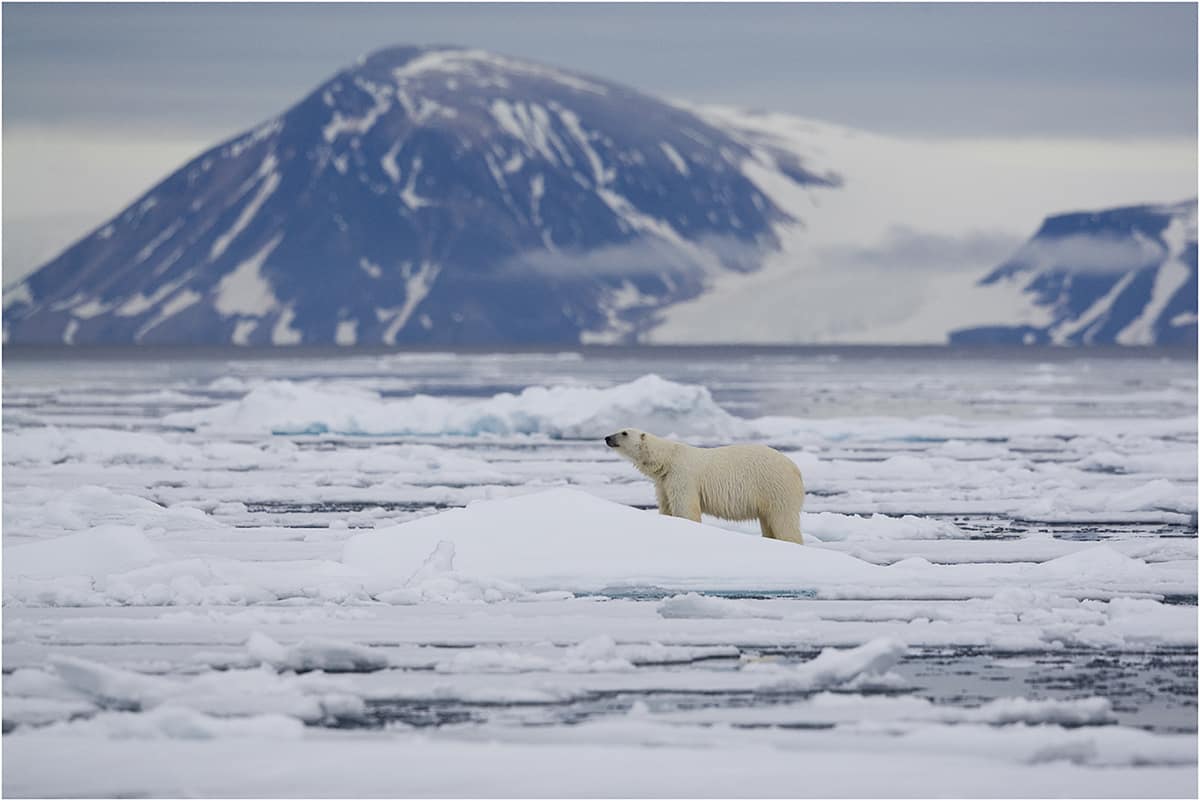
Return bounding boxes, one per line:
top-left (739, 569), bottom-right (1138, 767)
top-left (3, 3), bottom-right (1196, 138)
top-left (501, 235), bottom-right (769, 279)
top-left (817, 227), bottom-right (1023, 276)
top-left (1012, 233), bottom-right (1168, 275)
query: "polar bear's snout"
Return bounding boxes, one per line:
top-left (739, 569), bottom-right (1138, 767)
top-left (604, 430), bottom-right (633, 448)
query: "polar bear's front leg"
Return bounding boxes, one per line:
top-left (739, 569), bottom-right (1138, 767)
top-left (655, 483), bottom-right (672, 516)
top-left (665, 481), bottom-right (702, 523)
top-left (677, 493), bottom-right (702, 522)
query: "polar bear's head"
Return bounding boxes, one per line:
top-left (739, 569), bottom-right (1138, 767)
top-left (604, 428), bottom-right (671, 477)
top-left (603, 427), bottom-right (647, 458)
top-left (609, 429), bottom-right (676, 479)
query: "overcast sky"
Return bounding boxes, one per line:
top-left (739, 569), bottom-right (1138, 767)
top-left (6, 2), bottom-right (1198, 138)
top-left (3, 2), bottom-right (1197, 283)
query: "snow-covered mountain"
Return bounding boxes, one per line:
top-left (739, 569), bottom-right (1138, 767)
top-left (1, 45), bottom-right (837, 346)
top-left (4, 46), bottom-right (1194, 347)
top-left (950, 200), bottom-right (1197, 346)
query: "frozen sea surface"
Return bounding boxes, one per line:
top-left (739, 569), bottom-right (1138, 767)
top-left (3, 346), bottom-right (1197, 798)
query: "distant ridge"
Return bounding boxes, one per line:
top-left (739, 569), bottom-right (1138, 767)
top-left (951, 199), bottom-right (1197, 346)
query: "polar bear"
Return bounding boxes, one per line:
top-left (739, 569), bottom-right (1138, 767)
top-left (605, 428), bottom-right (805, 544)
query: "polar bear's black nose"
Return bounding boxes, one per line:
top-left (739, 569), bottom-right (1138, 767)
top-left (604, 435), bottom-right (617, 447)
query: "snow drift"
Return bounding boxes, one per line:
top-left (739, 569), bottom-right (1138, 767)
top-left (343, 488), bottom-right (879, 594)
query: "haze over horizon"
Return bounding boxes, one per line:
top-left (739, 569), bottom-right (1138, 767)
top-left (3, 2), bottom-right (1197, 284)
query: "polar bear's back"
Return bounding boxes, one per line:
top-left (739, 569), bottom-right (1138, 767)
top-left (693, 443), bottom-right (804, 522)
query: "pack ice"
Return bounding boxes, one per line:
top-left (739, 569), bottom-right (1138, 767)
top-left (3, 351), bottom-right (1196, 798)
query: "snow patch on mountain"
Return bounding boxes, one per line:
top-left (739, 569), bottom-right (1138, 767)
top-left (210, 156), bottom-right (280, 262)
top-left (214, 236), bottom-right (282, 317)
top-left (1115, 212), bottom-right (1196, 345)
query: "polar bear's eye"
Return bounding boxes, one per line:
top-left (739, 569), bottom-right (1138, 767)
top-left (621, 431), bottom-right (628, 437)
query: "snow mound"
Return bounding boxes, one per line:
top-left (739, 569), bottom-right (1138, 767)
top-left (1104, 479), bottom-right (1191, 513)
top-left (958, 696), bottom-right (1115, 726)
top-left (746, 638), bottom-right (908, 692)
top-left (301, 443), bottom-right (506, 483)
top-left (557, 635), bottom-right (637, 672)
top-left (343, 488), bottom-right (878, 594)
top-left (246, 632), bottom-right (389, 673)
top-left (49, 655), bottom-right (172, 710)
top-left (1033, 545), bottom-right (1153, 578)
top-left (436, 635), bottom-right (636, 674)
top-left (163, 374), bottom-right (745, 438)
top-left (4, 485), bottom-right (220, 537)
top-left (48, 655), bottom-right (365, 724)
top-left (657, 593), bottom-right (783, 619)
top-left (5, 551), bottom-right (373, 608)
top-left (33, 706), bottom-right (306, 740)
top-left (670, 692), bottom-right (1117, 728)
top-left (1, 696), bottom-right (97, 728)
top-left (3, 533), bottom-right (553, 608)
top-left (805, 512), bottom-right (964, 541)
top-left (5, 526), bottom-right (159, 580)
top-left (4, 426), bottom-right (199, 465)
top-left (432, 639), bottom-right (737, 674)
top-left (375, 540), bottom-right (568, 604)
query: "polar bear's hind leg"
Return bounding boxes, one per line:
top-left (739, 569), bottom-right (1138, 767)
top-left (766, 510), bottom-right (803, 544)
top-left (759, 516), bottom-right (778, 540)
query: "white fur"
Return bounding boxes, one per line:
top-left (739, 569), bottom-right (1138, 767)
top-left (606, 428), bottom-right (805, 544)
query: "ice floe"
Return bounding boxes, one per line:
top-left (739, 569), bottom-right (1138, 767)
top-left (246, 632), bottom-right (390, 673)
top-left (4, 488), bottom-right (1194, 608)
top-left (743, 637), bottom-right (907, 692)
top-left (26, 706), bottom-right (306, 741)
top-left (657, 592), bottom-right (784, 619)
top-left (5, 526), bottom-right (160, 580)
top-left (344, 488), bottom-right (1193, 598)
top-left (164, 374), bottom-right (745, 438)
top-left (42, 655), bottom-right (366, 724)
top-left (4, 485), bottom-right (220, 541)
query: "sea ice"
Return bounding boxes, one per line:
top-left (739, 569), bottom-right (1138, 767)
top-left (657, 592), bottom-right (784, 619)
top-left (2, 352), bottom-right (1194, 798)
top-left (246, 632), bottom-right (390, 673)
top-left (5, 526), bottom-right (160, 580)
